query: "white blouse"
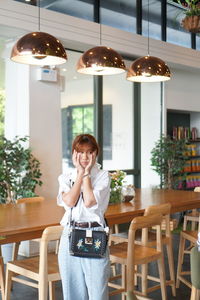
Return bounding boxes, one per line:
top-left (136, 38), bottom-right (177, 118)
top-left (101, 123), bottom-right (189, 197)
top-left (57, 163), bottom-right (111, 227)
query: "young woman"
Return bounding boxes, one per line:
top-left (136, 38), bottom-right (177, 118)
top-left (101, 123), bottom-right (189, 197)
top-left (57, 134), bottom-right (111, 300)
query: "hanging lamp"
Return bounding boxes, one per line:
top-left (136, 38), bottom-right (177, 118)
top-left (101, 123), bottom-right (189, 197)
top-left (10, 0), bottom-right (67, 66)
top-left (77, 3), bottom-right (126, 76)
top-left (127, 1), bottom-right (171, 82)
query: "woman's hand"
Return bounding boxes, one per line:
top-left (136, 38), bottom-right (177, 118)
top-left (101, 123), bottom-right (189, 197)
top-left (72, 151), bottom-right (84, 175)
top-left (85, 152), bottom-right (96, 174)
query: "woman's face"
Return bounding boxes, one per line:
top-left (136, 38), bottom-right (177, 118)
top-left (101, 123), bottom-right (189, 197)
top-left (76, 144), bottom-right (96, 168)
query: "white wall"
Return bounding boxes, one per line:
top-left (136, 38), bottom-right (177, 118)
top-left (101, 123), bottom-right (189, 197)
top-left (29, 67), bottom-right (62, 199)
top-left (165, 68), bottom-right (200, 112)
top-left (4, 58), bottom-right (29, 139)
top-left (141, 83), bottom-right (161, 188)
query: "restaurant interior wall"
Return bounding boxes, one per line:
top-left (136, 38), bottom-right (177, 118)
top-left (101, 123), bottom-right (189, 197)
top-left (141, 82), bottom-right (161, 188)
top-left (165, 68), bottom-right (200, 113)
top-left (2, 1), bottom-right (200, 199)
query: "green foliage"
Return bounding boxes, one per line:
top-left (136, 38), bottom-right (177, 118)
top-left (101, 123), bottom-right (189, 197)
top-left (109, 170), bottom-right (126, 204)
top-left (0, 90), bottom-right (5, 136)
top-left (151, 136), bottom-right (187, 189)
top-left (0, 136), bottom-right (42, 203)
top-left (110, 170), bottom-right (126, 190)
top-left (177, 0), bottom-right (200, 16)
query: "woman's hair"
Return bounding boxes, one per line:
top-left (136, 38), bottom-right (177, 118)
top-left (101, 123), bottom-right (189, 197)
top-left (72, 134), bottom-right (99, 156)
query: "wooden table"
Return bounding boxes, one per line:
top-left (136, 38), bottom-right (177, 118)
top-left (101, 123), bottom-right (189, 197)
top-left (1, 189), bottom-right (200, 245)
top-left (0, 188), bottom-right (200, 299)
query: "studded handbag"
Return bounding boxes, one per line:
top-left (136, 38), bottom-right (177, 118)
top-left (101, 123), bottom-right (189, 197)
top-left (69, 225), bottom-right (109, 258)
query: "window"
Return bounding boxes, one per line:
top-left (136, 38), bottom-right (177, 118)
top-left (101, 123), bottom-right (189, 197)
top-left (167, 1), bottom-right (191, 48)
top-left (142, 0), bottom-right (161, 40)
top-left (100, 0), bottom-right (136, 34)
top-left (103, 61), bottom-right (134, 172)
top-left (61, 104), bottom-right (112, 167)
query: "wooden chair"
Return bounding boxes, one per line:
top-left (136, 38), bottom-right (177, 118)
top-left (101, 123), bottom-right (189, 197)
top-left (183, 188), bottom-right (200, 232)
top-left (110, 203), bottom-right (176, 297)
top-left (5, 225), bottom-right (63, 300)
top-left (190, 246), bottom-right (200, 300)
top-left (12, 197), bottom-right (45, 260)
top-left (109, 214), bottom-right (167, 300)
top-left (176, 214), bottom-right (200, 289)
top-left (127, 291), bottom-right (152, 300)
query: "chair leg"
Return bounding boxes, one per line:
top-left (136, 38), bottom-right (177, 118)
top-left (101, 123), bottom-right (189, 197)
top-left (49, 281), bottom-right (56, 300)
top-left (157, 255), bottom-right (167, 300)
top-left (141, 263), bottom-right (148, 296)
top-left (38, 278), bottom-right (48, 300)
top-left (4, 268), bottom-right (13, 300)
top-left (176, 233), bottom-right (185, 288)
top-left (0, 256), bottom-right (5, 300)
top-left (12, 242), bottom-right (20, 261)
top-left (166, 241), bottom-right (176, 296)
top-left (190, 286), bottom-right (198, 300)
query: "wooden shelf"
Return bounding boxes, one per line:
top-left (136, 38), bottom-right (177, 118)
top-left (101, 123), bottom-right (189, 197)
top-left (188, 139), bottom-right (200, 143)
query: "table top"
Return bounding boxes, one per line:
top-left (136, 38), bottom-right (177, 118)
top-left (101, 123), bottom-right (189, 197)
top-left (1, 188), bottom-right (200, 244)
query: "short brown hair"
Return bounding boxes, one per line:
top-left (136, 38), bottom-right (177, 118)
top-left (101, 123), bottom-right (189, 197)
top-left (72, 134), bottom-right (99, 156)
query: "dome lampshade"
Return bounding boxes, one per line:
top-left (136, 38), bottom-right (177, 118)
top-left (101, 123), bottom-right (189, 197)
top-left (77, 46), bottom-right (126, 75)
top-left (127, 55), bottom-right (171, 82)
top-left (11, 31), bottom-right (67, 66)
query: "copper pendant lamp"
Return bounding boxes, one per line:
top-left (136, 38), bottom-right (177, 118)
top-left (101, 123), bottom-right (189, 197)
top-left (127, 0), bottom-right (171, 82)
top-left (77, 5), bottom-right (126, 76)
top-left (127, 55), bottom-right (171, 82)
top-left (10, 0), bottom-right (67, 66)
top-left (77, 45), bottom-right (126, 75)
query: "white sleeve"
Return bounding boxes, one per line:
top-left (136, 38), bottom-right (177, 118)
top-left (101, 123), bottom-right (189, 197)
top-left (57, 173), bottom-right (71, 208)
top-left (89, 171), bottom-right (111, 213)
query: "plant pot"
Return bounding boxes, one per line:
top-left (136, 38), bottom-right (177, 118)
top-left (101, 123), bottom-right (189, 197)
top-left (181, 15), bottom-right (200, 33)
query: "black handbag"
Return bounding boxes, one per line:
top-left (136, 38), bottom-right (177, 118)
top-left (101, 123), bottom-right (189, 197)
top-left (69, 226), bottom-right (108, 258)
top-left (68, 192), bottom-right (109, 258)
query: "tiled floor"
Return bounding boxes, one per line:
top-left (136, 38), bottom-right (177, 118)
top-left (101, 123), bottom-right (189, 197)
top-left (0, 233), bottom-right (192, 300)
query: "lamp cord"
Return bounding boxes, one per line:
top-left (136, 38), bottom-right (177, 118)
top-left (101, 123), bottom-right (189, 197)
top-left (100, 23), bottom-right (102, 45)
top-left (38, 0), bottom-right (40, 31)
top-left (147, 0), bottom-right (150, 55)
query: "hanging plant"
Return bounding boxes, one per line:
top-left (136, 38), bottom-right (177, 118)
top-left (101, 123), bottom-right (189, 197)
top-left (177, 0), bottom-right (200, 33)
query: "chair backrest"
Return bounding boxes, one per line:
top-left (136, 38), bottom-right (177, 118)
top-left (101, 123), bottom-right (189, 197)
top-left (16, 196), bottom-right (45, 204)
top-left (127, 214), bottom-right (163, 291)
top-left (39, 225), bottom-right (63, 276)
top-left (128, 214), bottom-right (163, 253)
top-left (144, 203), bottom-right (171, 237)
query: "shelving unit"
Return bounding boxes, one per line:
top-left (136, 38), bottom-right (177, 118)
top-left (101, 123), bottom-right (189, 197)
top-left (167, 109), bottom-right (200, 190)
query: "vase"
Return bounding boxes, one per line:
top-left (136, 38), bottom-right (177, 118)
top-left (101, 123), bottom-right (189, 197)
top-left (181, 15), bottom-right (200, 33)
top-left (109, 188), bottom-right (122, 204)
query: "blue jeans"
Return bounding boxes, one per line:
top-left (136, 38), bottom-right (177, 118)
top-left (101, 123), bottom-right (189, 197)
top-left (58, 226), bottom-right (110, 300)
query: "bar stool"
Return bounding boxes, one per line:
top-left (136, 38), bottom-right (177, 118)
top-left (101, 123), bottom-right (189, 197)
top-left (183, 187), bottom-right (200, 232)
top-left (12, 197), bottom-right (45, 260)
top-left (176, 215), bottom-right (200, 289)
top-left (110, 203), bottom-right (176, 296)
top-left (109, 213), bottom-right (167, 300)
top-left (5, 225), bottom-right (63, 300)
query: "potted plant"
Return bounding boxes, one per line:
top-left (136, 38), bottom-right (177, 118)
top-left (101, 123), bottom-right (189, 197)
top-left (109, 170), bottom-right (126, 204)
top-left (177, 0), bottom-right (200, 33)
top-left (151, 136), bottom-right (187, 189)
top-left (0, 136), bottom-right (42, 204)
